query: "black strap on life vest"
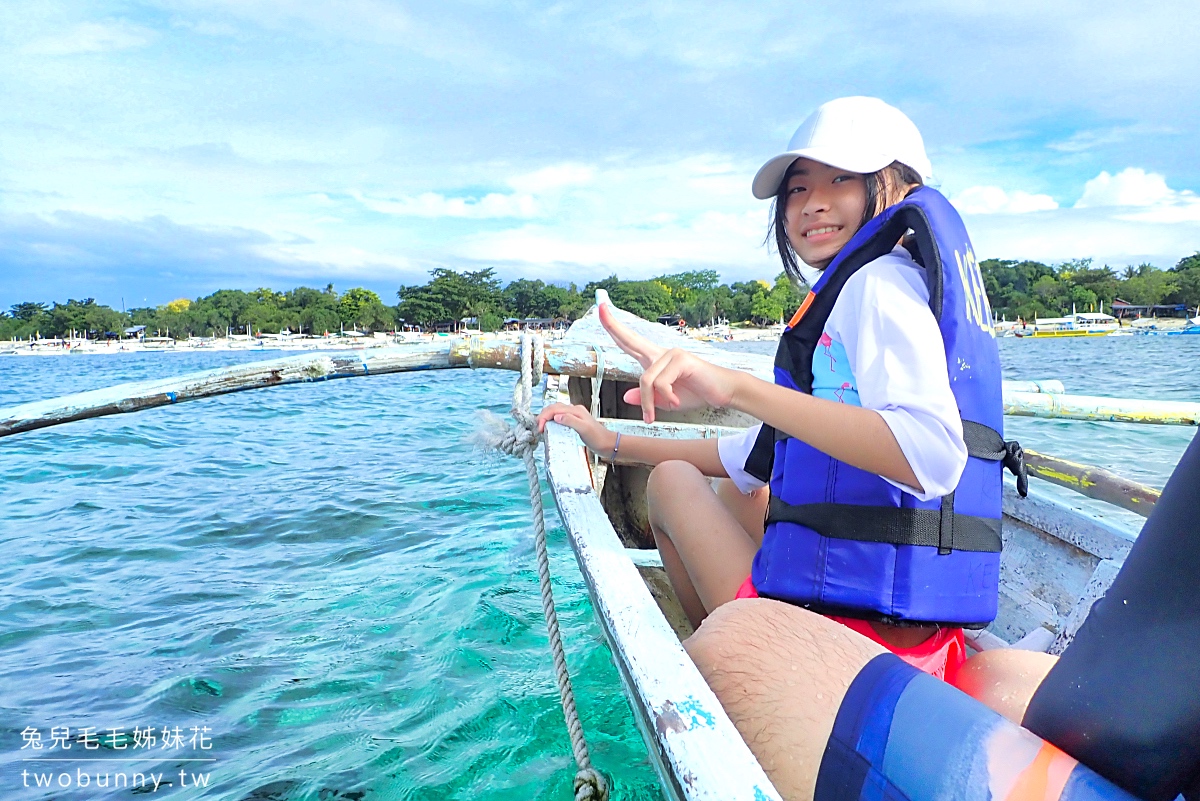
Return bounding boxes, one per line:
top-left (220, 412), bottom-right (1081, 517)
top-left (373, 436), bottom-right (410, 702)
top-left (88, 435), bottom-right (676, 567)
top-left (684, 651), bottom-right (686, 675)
top-left (962, 420), bottom-right (1028, 497)
top-left (761, 419), bottom-right (1026, 555)
top-left (743, 421), bottom-right (778, 485)
top-left (767, 495), bottom-right (1002, 553)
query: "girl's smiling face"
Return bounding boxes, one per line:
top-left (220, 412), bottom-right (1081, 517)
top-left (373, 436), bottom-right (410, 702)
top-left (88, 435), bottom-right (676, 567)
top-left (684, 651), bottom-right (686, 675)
top-left (782, 158), bottom-right (868, 270)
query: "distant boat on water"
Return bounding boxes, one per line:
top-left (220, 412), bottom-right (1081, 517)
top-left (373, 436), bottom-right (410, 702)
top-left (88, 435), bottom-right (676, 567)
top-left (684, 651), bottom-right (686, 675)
top-left (1014, 312), bottom-right (1121, 338)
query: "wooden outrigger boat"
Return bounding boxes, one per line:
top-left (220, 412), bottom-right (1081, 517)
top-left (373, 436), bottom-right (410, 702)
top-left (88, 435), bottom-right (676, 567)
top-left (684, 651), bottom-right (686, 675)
top-left (537, 302), bottom-right (1184, 800)
top-left (2, 301), bottom-right (1196, 800)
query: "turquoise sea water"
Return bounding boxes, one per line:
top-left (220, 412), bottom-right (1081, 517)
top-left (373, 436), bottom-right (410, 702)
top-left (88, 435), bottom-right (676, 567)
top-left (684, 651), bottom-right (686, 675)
top-left (1, 336), bottom-right (1198, 800)
top-left (0, 353), bottom-right (661, 800)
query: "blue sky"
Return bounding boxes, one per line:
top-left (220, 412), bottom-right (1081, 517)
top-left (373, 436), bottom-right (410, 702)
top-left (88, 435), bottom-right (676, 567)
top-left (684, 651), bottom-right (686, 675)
top-left (4, 1), bottom-right (1200, 309)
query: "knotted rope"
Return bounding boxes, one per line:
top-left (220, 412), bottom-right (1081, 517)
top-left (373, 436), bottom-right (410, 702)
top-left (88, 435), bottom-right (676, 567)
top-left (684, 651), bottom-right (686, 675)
top-left (476, 332), bottom-right (609, 801)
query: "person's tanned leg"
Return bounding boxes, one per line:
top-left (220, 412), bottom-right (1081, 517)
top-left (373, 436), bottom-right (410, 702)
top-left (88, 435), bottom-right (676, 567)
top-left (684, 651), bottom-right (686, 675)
top-left (713, 478), bottom-right (768, 546)
top-left (685, 599), bottom-right (886, 801)
top-left (954, 648), bottom-right (1058, 723)
top-left (647, 461), bottom-right (759, 628)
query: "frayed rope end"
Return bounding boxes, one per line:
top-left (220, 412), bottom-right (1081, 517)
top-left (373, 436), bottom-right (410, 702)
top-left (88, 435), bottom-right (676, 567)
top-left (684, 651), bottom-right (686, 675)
top-left (472, 409), bottom-right (539, 458)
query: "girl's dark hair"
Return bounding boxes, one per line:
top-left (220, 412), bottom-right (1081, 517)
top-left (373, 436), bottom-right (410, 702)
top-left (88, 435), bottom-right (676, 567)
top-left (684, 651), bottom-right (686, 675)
top-left (769, 160), bottom-right (924, 285)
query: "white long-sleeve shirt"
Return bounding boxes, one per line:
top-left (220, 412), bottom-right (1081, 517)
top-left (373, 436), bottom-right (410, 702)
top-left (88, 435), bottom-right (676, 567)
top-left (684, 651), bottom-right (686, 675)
top-left (718, 247), bottom-right (967, 502)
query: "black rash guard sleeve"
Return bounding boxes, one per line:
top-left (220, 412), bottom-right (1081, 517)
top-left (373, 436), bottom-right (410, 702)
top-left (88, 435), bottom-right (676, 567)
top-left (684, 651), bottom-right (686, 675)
top-left (1023, 431), bottom-right (1200, 801)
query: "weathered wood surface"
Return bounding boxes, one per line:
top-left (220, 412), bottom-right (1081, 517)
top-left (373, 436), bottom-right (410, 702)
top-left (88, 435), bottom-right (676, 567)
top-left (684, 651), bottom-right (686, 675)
top-left (1024, 449), bottom-right (1161, 517)
top-left (0, 339), bottom-right (638, 439)
top-left (542, 378), bottom-right (782, 801)
top-left (1049, 559), bottom-right (1122, 655)
top-left (1001, 484), bottom-right (1135, 562)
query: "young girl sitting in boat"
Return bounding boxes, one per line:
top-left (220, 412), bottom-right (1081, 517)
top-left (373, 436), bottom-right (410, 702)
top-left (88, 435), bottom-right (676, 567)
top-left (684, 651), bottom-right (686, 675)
top-left (536, 96), bottom-right (1021, 685)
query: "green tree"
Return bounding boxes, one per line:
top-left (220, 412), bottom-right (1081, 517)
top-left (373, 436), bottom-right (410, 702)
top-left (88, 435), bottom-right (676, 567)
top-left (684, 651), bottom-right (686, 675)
top-left (338, 288), bottom-right (393, 331)
top-left (1064, 265), bottom-right (1118, 310)
top-left (1167, 253), bottom-right (1200, 305)
top-left (750, 288), bottom-right (783, 323)
top-left (398, 268), bottom-right (504, 328)
top-left (679, 293), bottom-right (717, 326)
top-left (723, 281), bottom-right (763, 322)
top-left (47, 298), bottom-right (127, 337)
top-left (608, 280), bottom-right (674, 321)
top-left (979, 259), bottom-right (1056, 319)
top-left (655, 270), bottom-right (721, 294)
top-left (10, 302), bottom-right (47, 321)
top-left (772, 273), bottom-right (807, 317)
top-left (543, 283), bottom-right (586, 320)
top-left (395, 290), bottom-right (447, 327)
top-left (581, 275), bottom-right (621, 298)
top-left (747, 274), bottom-right (806, 324)
top-left (1121, 264), bottom-right (1178, 306)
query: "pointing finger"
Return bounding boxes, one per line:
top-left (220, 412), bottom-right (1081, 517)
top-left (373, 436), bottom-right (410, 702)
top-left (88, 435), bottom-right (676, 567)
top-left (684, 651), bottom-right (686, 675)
top-left (599, 302), bottom-right (663, 366)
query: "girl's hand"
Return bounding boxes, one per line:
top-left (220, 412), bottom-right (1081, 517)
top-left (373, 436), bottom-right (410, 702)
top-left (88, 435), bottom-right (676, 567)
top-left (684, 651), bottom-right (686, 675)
top-left (598, 302), bottom-right (741, 423)
top-left (536, 403), bottom-right (617, 455)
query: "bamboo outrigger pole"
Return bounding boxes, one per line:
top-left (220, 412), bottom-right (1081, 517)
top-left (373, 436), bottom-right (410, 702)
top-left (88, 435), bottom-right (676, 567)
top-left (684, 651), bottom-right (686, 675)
top-left (1004, 391), bottom-right (1200, 426)
top-left (1023, 449), bottom-right (1161, 517)
top-left (0, 340), bottom-right (643, 439)
top-left (2, 339), bottom-right (1199, 439)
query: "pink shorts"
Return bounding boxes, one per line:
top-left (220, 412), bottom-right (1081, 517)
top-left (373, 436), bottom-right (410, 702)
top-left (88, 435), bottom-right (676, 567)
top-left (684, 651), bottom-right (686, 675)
top-left (734, 575), bottom-right (967, 684)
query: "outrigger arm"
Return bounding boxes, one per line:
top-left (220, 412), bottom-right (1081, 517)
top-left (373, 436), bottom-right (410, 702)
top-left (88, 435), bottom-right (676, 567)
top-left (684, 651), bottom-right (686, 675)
top-left (4, 339), bottom-right (1200, 440)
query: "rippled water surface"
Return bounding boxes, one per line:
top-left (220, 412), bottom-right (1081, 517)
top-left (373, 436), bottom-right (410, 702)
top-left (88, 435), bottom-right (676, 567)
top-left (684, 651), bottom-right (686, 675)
top-left (2, 336), bottom-right (1197, 799)
top-left (1, 352), bottom-right (662, 800)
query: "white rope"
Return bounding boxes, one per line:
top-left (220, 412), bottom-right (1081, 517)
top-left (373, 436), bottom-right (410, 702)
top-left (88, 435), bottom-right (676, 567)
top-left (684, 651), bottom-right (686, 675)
top-left (589, 345), bottom-right (605, 420)
top-left (475, 332), bottom-right (609, 801)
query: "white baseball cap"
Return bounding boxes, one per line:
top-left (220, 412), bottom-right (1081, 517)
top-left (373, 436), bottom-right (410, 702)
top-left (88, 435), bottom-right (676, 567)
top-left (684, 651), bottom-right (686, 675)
top-left (752, 96), bottom-right (933, 200)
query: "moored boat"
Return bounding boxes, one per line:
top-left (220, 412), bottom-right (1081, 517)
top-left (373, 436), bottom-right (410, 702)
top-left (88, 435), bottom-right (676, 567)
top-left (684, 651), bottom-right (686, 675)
top-left (1023, 312), bottom-right (1120, 337)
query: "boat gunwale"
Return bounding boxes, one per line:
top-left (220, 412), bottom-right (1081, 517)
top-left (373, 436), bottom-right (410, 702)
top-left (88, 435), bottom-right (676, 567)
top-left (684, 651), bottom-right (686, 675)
top-left (542, 374), bottom-right (783, 801)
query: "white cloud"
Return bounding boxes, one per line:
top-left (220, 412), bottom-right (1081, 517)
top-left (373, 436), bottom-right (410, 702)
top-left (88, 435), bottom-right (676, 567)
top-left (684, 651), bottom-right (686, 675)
top-left (1075, 168), bottom-right (1172, 207)
top-left (1046, 125), bottom-right (1175, 154)
top-left (449, 155), bottom-right (778, 280)
top-left (22, 21), bottom-right (156, 56)
top-left (934, 168), bottom-right (1200, 267)
top-left (1070, 168), bottom-right (1200, 223)
top-left (340, 163), bottom-right (596, 226)
top-left (463, 210), bottom-right (767, 271)
top-left (507, 163), bottom-right (595, 194)
top-left (261, 241), bottom-right (417, 274)
top-left (950, 186), bottom-right (1059, 215)
top-left (161, 0), bottom-right (520, 77)
top-left (352, 190), bottom-right (539, 219)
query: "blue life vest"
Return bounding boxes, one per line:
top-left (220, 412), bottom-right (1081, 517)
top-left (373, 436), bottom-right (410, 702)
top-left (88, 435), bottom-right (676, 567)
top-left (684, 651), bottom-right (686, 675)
top-left (742, 187), bottom-right (1026, 628)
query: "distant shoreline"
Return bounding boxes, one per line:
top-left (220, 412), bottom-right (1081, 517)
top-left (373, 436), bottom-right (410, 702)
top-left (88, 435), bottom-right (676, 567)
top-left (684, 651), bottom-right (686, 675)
top-left (7, 317), bottom-right (1184, 357)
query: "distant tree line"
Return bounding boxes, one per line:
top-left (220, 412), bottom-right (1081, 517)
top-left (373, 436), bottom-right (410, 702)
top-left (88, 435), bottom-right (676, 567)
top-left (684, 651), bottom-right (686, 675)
top-left (0, 269), bottom-right (805, 339)
top-left (394, 268), bottom-right (805, 330)
top-left (0, 284), bottom-right (394, 341)
top-left (982, 253), bottom-right (1200, 321)
top-left (4, 253), bottom-right (1198, 340)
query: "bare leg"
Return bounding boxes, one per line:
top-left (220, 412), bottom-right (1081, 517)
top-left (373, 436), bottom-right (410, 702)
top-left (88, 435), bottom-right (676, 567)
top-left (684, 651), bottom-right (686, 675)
top-left (685, 599), bottom-right (887, 801)
top-left (647, 461), bottom-right (761, 628)
top-left (954, 648), bottom-right (1058, 724)
top-left (714, 478), bottom-right (768, 546)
